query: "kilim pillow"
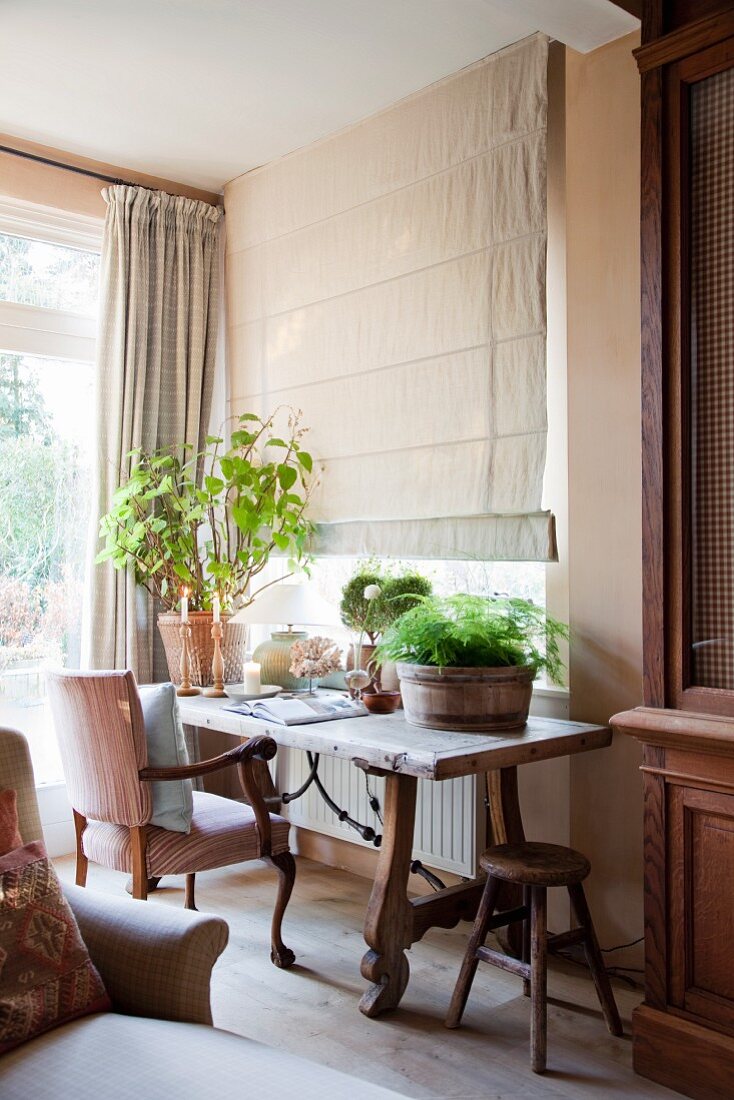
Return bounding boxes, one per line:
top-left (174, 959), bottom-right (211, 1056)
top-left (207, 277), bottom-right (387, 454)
top-left (0, 790), bottom-right (23, 855)
top-left (0, 840), bottom-right (111, 1052)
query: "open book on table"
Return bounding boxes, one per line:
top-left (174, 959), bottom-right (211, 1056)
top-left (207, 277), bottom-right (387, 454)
top-left (223, 693), bottom-right (367, 726)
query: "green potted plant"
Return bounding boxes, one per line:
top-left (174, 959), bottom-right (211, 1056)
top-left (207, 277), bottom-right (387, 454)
top-left (339, 563), bottom-right (432, 680)
top-left (96, 408), bottom-right (315, 685)
top-left (375, 593), bottom-right (568, 732)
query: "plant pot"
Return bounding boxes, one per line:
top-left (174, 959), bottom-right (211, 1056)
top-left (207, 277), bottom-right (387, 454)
top-left (396, 663), bottom-right (535, 733)
top-left (157, 612), bottom-right (249, 688)
top-left (362, 691), bottom-right (402, 715)
top-left (346, 643), bottom-right (400, 695)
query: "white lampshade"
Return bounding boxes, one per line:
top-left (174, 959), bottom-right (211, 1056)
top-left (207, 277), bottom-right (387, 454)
top-left (229, 582), bottom-right (341, 629)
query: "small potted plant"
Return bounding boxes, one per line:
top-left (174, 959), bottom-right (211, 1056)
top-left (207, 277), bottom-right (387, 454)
top-left (339, 563), bottom-right (432, 675)
top-left (96, 408), bottom-right (315, 685)
top-left (376, 594), bottom-right (568, 732)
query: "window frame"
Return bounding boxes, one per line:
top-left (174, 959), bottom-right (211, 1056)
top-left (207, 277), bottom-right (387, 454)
top-left (0, 198), bottom-right (102, 809)
top-left (0, 198), bottom-right (103, 361)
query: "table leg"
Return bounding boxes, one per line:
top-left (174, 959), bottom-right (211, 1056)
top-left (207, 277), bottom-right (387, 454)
top-left (359, 772), bottom-right (418, 1018)
top-left (486, 766), bottom-right (525, 957)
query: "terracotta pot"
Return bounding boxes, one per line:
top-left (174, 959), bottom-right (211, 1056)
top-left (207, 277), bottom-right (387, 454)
top-left (362, 691), bottom-right (402, 715)
top-left (345, 643), bottom-right (400, 695)
top-left (396, 663), bottom-right (535, 733)
top-left (157, 611), bottom-right (249, 688)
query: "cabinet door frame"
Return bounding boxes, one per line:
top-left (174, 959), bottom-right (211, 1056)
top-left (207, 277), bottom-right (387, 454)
top-left (668, 781), bottom-right (734, 1029)
top-left (644, 35), bottom-right (734, 714)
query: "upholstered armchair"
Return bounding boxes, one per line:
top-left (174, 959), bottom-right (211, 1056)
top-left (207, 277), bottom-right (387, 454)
top-left (0, 725), bottom-right (405, 1100)
top-left (46, 669), bottom-right (296, 968)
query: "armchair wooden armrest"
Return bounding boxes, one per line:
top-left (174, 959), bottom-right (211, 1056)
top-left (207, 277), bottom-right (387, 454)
top-left (139, 735), bottom-right (277, 855)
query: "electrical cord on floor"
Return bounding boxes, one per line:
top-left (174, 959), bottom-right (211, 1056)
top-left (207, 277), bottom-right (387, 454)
top-left (601, 936), bottom-right (644, 953)
top-left (548, 931), bottom-right (644, 990)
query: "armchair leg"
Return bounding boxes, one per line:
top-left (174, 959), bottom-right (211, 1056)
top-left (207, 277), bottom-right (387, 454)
top-left (185, 873), bottom-right (198, 911)
top-left (267, 850), bottom-right (296, 969)
top-left (73, 810), bottom-right (88, 887)
top-left (126, 876), bottom-right (162, 896)
top-left (130, 826), bottom-right (149, 901)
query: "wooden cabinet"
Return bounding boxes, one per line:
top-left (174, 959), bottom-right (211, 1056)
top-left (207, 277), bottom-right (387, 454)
top-left (627, 3), bottom-right (734, 1095)
top-left (668, 782), bottom-right (734, 1028)
top-left (611, 708), bottom-right (734, 1098)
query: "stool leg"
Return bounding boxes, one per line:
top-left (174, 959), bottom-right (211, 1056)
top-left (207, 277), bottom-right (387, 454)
top-left (522, 884), bottom-right (531, 997)
top-left (445, 875), bottom-right (501, 1029)
top-left (530, 886), bottom-right (547, 1073)
top-left (568, 883), bottom-right (623, 1037)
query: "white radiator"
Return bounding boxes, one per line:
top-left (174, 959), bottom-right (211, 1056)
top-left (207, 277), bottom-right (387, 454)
top-left (274, 687), bottom-right (569, 878)
top-left (275, 748), bottom-right (480, 876)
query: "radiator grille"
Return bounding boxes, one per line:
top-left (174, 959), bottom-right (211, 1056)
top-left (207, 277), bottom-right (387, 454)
top-left (275, 748), bottom-right (478, 876)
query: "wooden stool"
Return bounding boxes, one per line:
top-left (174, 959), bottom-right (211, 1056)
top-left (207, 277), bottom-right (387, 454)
top-left (445, 841), bottom-right (623, 1073)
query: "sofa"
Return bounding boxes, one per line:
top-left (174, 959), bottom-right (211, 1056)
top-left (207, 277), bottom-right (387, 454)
top-left (0, 727), bottom-right (404, 1099)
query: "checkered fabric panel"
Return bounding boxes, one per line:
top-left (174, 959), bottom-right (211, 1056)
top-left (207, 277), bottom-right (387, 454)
top-left (0, 729), bottom-right (43, 846)
top-left (691, 68), bottom-right (734, 688)
top-left (65, 884), bottom-right (228, 1026)
top-left (81, 791), bottom-right (290, 877)
top-left (0, 1014), bottom-right (407, 1099)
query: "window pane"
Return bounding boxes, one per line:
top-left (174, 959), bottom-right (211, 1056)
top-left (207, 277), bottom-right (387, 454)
top-left (0, 353), bottom-right (94, 784)
top-left (301, 556), bottom-right (546, 669)
top-left (0, 232), bottom-right (99, 315)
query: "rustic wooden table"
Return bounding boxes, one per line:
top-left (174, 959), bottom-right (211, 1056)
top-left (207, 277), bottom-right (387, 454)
top-left (178, 696), bottom-right (611, 1018)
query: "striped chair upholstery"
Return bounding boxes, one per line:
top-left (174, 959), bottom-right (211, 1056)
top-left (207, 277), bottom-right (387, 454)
top-left (45, 669), bottom-right (297, 968)
top-left (83, 791), bottom-right (290, 876)
top-left (47, 670), bottom-right (151, 827)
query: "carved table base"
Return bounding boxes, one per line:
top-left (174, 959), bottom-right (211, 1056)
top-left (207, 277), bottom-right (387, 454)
top-left (359, 764), bottom-right (527, 1017)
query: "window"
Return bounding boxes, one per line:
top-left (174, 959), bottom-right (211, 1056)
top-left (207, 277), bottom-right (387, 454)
top-left (308, 557), bottom-right (545, 610)
top-left (253, 555), bottom-right (547, 678)
top-left (0, 206), bottom-right (102, 785)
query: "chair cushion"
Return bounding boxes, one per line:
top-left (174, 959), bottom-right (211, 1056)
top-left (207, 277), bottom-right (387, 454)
top-left (0, 1013), bottom-right (405, 1099)
top-left (0, 841), bottom-right (110, 1054)
top-left (139, 683), bottom-right (193, 833)
top-left (82, 791), bottom-right (290, 876)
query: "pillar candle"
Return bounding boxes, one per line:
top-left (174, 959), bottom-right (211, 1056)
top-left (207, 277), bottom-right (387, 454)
top-left (212, 594), bottom-right (220, 623)
top-left (180, 589), bottom-right (189, 623)
top-left (244, 661), bottom-right (261, 694)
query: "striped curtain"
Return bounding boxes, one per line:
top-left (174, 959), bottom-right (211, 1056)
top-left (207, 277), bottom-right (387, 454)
top-left (84, 185), bottom-right (221, 684)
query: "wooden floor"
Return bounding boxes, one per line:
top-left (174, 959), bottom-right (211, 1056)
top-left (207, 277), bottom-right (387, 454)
top-left (55, 854), bottom-right (679, 1100)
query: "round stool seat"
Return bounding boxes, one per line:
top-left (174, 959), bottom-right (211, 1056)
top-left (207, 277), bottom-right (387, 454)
top-left (479, 842), bottom-right (591, 887)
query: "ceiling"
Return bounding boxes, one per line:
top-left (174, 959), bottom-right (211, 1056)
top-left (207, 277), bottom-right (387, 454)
top-left (1, 0), bottom-right (638, 192)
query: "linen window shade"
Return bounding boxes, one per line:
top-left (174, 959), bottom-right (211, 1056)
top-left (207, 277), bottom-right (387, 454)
top-left (225, 33), bottom-right (554, 561)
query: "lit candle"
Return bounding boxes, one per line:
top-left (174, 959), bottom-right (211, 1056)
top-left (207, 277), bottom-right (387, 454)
top-left (212, 593), bottom-right (220, 623)
top-left (244, 660), bottom-right (261, 695)
top-left (180, 588), bottom-right (189, 623)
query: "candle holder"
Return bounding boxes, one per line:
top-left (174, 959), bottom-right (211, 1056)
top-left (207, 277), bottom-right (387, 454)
top-left (177, 622), bottom-right (201, 697)
top-left (204, 620), bottom-right (227, 697)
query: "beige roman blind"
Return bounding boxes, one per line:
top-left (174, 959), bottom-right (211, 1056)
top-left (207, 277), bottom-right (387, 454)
top-left (225, 33), bottom-right (555, 561)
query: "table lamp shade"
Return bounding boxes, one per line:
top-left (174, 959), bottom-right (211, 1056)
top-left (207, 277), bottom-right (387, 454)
top-left (230, 583), bottom-right (341, 690)
top-left (230, 583), bottom-right (341, 629)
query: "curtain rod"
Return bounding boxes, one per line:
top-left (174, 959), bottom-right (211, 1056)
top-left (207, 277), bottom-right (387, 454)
top-left (0, 143), bottom-right (125, 185)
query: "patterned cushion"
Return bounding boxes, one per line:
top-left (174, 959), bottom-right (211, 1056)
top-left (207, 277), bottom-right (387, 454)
top-left (0, 790), bottom-right (23, 855)
top-left (82, 791), bottom-right (290, 877)
top-left (0, 841), bottom-right (110, 1053)
top-left (139, 683), bottom-right (193, 833)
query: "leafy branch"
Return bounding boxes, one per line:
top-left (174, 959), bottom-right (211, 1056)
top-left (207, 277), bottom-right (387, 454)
top-left (96, 407), bottom-right (317, 611)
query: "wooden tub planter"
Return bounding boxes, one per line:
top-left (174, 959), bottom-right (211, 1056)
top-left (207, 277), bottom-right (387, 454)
top-left (396, 662), bottom-right (535, 733)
